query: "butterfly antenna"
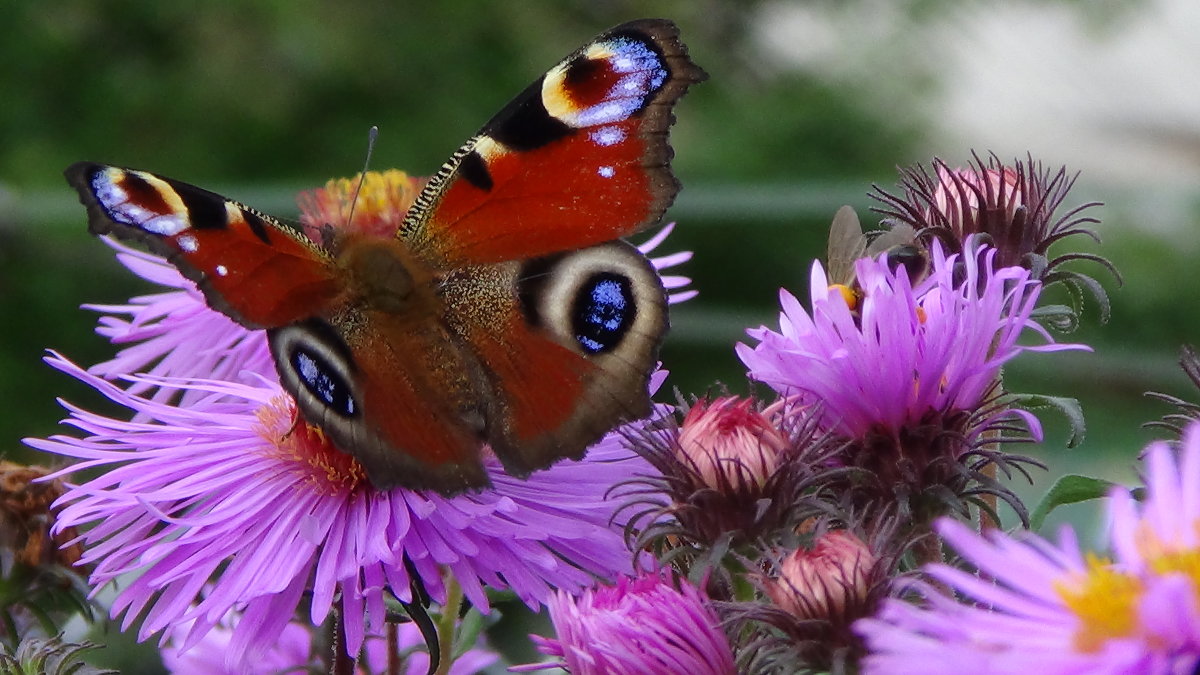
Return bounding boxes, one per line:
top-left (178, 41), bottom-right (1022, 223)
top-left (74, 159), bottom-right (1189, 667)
top-left (345, 125), bottom-right (379, 228)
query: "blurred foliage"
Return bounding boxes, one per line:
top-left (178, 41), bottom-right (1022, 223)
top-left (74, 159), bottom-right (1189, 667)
top-left (0, 0), bottom-right (927, 455)
top-left (0, 0), bottom-right (1195, 671)
top-left (0, 0), bottom-right (923, 186)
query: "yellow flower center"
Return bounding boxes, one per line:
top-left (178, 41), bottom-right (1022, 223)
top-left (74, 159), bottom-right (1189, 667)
top-left (332, 170), bottom-right (416, 218)
top-left (1150, 548), bottom-right (1200, 583)
top-left (299, 169), bottom-right (424, 238)
top-left (1136, 520), bottom-right (1200, 606)
top-left (1054, 553), bottom-right (1142, 652)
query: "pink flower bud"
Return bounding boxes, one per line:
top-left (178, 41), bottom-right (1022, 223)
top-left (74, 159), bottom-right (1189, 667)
top-left (676, 397), bottom-right (789, 490)
top-left (931, 164), bottom-right (1023, 235)
top-left (767, 530), bottom-right (875, 621)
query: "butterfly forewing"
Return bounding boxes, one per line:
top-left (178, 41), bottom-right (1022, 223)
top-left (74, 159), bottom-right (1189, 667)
top-left (64, 162), bottom-right (343, 329)
top-left (398, 19), bottom-right (700, 480)
top-left (402, 19), bottom-right (706, 267)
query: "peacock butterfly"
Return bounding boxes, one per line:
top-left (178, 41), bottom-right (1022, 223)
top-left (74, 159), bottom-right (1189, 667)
top-left (63, 19), bottom-right (706, 494)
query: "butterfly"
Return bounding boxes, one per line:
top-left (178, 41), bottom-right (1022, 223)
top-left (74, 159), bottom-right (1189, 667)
top-left (64, 19), bottom-right (706, 495)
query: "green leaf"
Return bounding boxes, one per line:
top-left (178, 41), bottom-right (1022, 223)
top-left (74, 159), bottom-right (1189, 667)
top-left (1013, 393), bottom-right (1086, 447)
top-left (1030, 474), bottom-right (1116, 531)
top-left (452, 607), bottom-right (488, 661)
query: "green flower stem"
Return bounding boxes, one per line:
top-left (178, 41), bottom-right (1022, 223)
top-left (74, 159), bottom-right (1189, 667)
top-left (433, 576), bottom-right (463, 675)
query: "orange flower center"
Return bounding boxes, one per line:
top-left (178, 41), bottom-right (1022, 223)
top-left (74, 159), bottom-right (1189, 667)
top-left (256, 395), bottom-right (367, 494)
top-left (298, 169), bottom-right (426, 238)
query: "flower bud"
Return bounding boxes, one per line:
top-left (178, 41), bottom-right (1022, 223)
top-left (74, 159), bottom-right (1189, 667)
top-left (931, 163), bottom-right (1023, 235)
top-left (766, 530), bottom-right (875, 621)
top-left (676, 397), bottom-right (789, 490)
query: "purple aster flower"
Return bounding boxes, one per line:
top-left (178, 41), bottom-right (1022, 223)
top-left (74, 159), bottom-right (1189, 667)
top-left (741, 242), bottom-right (1081, 440)
top-left (29, 170), bottom-right (695, 668)
top-left (162, 611), bottom-right (497, 674)
top-left (515, 572), bottom-right (737, 675)
top-left (738, 243), bottom-right (1086, 509)
top-left (85, 240), bottom-right (274, 404)
top-left (855, 421), bottom-right (1200, 674)
top-left (30, 355), bottom-right (655, 667)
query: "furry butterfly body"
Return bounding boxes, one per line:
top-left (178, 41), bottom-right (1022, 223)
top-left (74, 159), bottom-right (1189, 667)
top-left (65, 19), bottom-right (705, 494)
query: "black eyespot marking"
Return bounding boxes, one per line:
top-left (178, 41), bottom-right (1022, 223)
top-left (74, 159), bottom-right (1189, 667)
top-left (572, 272), bottom-right (636, 354)
top-left (487, 80), bottom-right (573, 151)
top-left (290, 344), bottom-right (357, 418)
top-left (458, 150), bottom-right (494, 191)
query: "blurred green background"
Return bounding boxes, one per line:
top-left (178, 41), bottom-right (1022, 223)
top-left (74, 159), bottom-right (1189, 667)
top-left (2, 0), bottom-right (1198, 670)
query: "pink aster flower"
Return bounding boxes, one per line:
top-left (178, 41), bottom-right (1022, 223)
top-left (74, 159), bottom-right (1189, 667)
top-left (30, 171), bottom-right (695, 668)
top-left (737, 243), bottom-right (1087, 513)
top-left (675, 396), bottom-right (790, 492)
top-left (765, 530), bottom-right (876, 624)
top-left (870, 153), bottom-right (1118, 329)
top-left (855, 421), bottom-right (1200, 674)
top-left (515, 572), bottom-right (737, 675)
top-left (619, 394), bottom-right (845, 554)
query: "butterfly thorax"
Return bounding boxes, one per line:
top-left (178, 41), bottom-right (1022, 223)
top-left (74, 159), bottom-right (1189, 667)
top-left (336, 237), bottom-right (436, 316)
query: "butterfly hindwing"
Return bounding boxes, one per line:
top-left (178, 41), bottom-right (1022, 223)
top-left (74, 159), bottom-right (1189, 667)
top-left (269, 316), bottom-right (492, 492)
top-left (438, 240), bottom-right (667, 476)
top-left (494, 240), bottom-right (667, 474)
top-left (403, 18), bottom-right (706, 267)
top-left (64, 162), bottom-right (343, 329)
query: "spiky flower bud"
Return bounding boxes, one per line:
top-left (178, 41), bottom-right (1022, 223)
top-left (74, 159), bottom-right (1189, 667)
top-left (676, 397), bottom-right (790, 491)
top-left (766, 530), bottom-right (875, 622)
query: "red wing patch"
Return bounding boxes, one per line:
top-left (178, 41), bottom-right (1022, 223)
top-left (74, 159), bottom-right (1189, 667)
top-left (403, 19), bottom-right (706, 268)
